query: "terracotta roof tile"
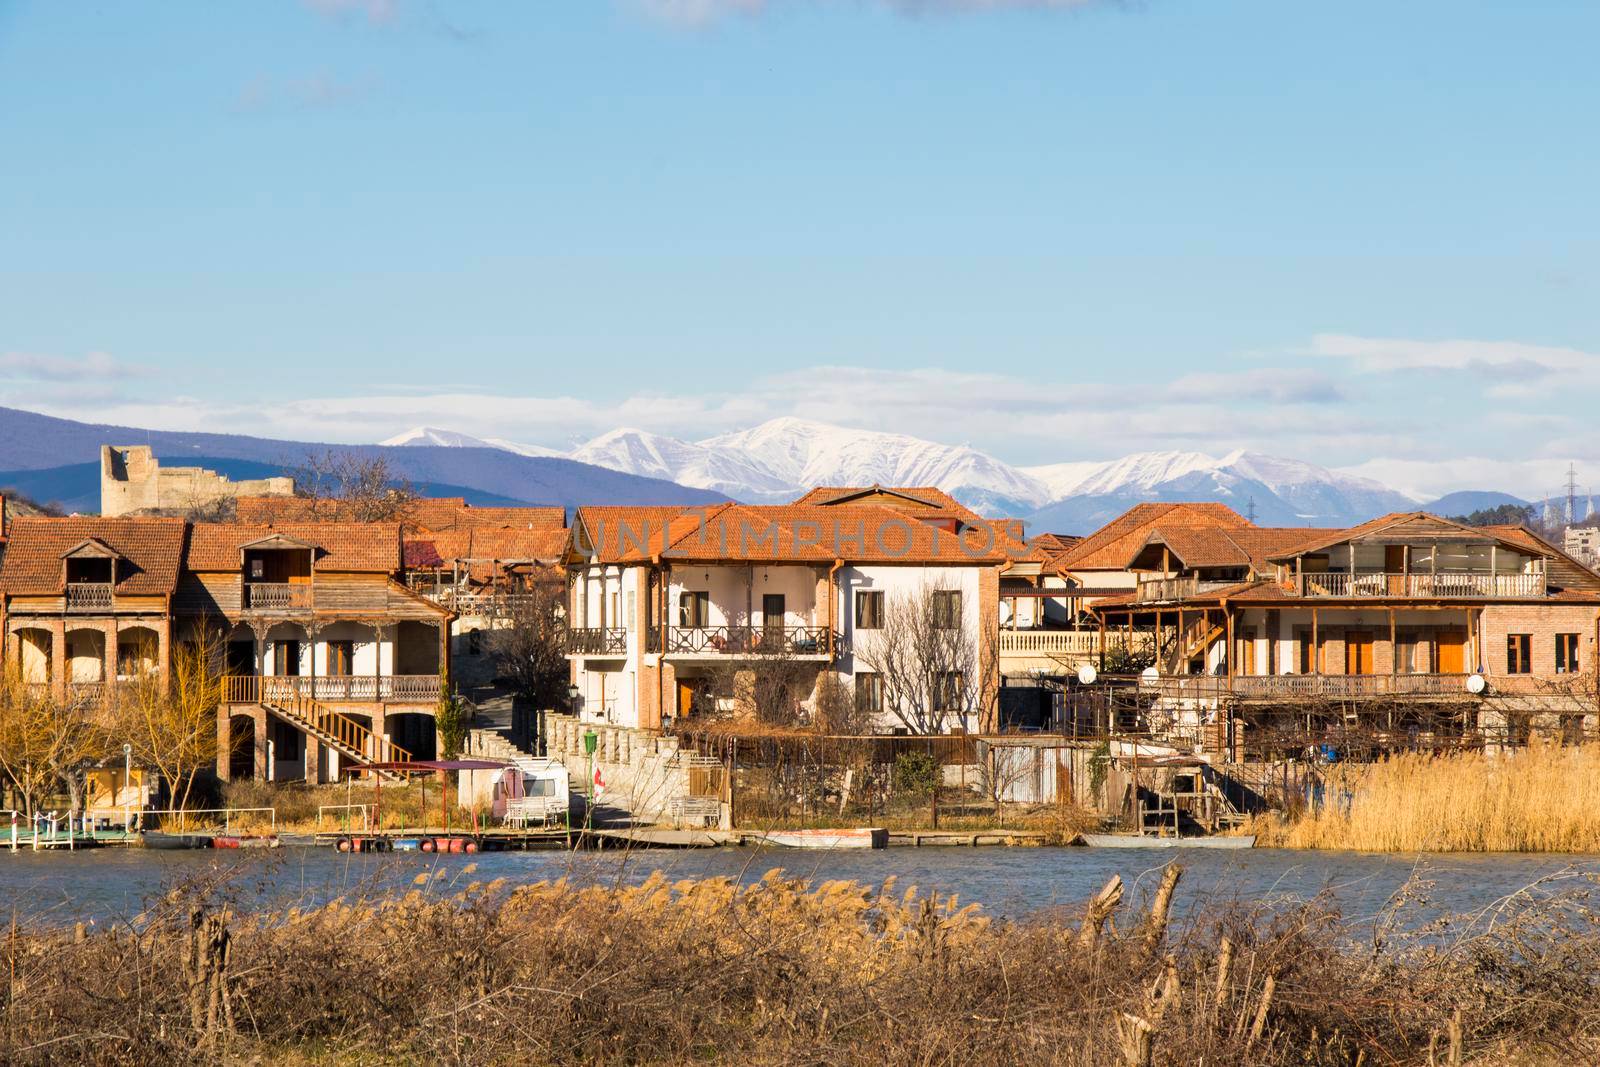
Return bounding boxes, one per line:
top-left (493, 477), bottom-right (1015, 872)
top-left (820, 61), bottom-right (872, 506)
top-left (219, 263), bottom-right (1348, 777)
top-left (573, 503), bottom-right (1021, 565)
top-left (1054, 503), bottom-right (1251, 571)
top-left (235, 496), bottom-right (564, 533)
top-left (0, 516), bottom-right (187, 596)
top-left (187, 523), bottom-right (400, 572)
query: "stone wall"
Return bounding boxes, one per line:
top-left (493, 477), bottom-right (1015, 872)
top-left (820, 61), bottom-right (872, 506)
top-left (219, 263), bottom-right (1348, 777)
top-left (544, 712), bottom-right (689, 821)
top-left (101, 445), bottom-right (293, 517)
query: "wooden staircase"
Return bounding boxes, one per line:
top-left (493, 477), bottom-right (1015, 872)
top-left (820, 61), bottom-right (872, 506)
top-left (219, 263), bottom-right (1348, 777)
top-left (259, 690), bottom-right (413, 781)
top-left (1164, 618), bottom-right (1225, 673)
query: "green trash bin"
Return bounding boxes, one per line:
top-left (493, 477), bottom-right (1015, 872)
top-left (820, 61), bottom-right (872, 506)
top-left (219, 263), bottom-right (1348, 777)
top-left (583, 730), bottom-right (598, 755)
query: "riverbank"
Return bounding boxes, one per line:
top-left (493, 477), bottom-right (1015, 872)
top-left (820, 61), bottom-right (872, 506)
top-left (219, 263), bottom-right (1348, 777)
top-left (2, 856), bottom-right (1592, 1065)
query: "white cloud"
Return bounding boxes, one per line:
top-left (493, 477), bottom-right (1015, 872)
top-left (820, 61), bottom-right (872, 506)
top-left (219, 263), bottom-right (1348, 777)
top-left (0, 351), bottom-right (146, 381)
top-left (302, 0), bottom-right (397, 22)
top-left (1336, 457), bottom-right (1587, 504)
top-left (1309, 334), bottom-right (1598, 376)
top-left (637, 0), bottom-right (1119, 26)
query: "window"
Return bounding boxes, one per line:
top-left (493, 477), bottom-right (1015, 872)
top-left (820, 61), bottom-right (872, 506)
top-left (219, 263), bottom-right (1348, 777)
top-left (326, 640), bottom-right (354, 676)
top-left (679, 590), bottom-right (710, 628)
top-left (1507, 633), bottom-right (1531, 675)
top-left (762, 593), bottom-right (786, 631)
top-left (1556, 633), bottom-right (1580, 674)
top-left (854, 673), bottom-right (883, 715)
top-left (933, 671), bottom-right (965, 710)
top-left (625, 590), bottom-right (636, 627)
top-left (931, 590), bottom-right (962, 630)
top-left (855, 590), bottom-right (884, 629)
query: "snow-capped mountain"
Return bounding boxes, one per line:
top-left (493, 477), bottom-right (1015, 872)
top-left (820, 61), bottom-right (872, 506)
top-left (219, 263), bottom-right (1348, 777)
top-left (567, 428), bottom-right (796, 502)
top-left (699, 417), bottom-right (1048, 509)
top-left (381, 426), bottom-right (563, 459)
top-left (376, 417), bottom-right (1422, 530)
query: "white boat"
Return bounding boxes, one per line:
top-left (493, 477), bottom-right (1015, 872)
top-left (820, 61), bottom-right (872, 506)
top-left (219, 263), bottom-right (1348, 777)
top-left (1080, 833), bottom-right (1255, 849)
top-left (750, 828), bottom-right (888, 850)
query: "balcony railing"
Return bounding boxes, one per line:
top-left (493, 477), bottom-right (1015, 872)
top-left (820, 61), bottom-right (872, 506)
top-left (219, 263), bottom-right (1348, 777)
top-left (998, 630), bottom-right (1153, 656)
top-left (65, 583), bottom-right (114, 611)
top-left (221, 674), bottom-right (442, 705)
top-left (244, 582), bottom-right (313, 610)
top-left (666, 625), bottom-right (835, 657)
top-left (1295, 572), bottom-right (1545, 599)
top-left (1134, 673), bottom-right (1475, 701)
top-left (566, 627), bottom-right (628, 656)
top-left (1134, 577), bottom-right (1246, 603)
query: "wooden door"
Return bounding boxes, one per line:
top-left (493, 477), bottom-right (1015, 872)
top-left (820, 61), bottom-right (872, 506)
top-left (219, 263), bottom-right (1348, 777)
top-left (1437, 629), bottom-right (1467, 674)
top-left (1385, 545), bottom-right (1407, 594)
top-left (1294, 627), bottom-right (1316, 673)
top-left (1345, 630), bottom-right (1375, 675)
top-left (677, 679), bottom-right (697, 718)
top-left (1239, 628), bottom-right (1257, 676)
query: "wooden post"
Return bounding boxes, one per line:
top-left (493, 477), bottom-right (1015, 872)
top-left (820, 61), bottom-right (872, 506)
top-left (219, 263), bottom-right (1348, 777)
top-left (1225, 607), bottom-right (1234, 690)
top-left (1176, 608), bottom-right (1185, 673)
top-left (1098, 616), bottom-right (1106, 672)
top-left (1311, 607), bottom-right (1319, 675)
top-left (1388, 607), bottom-right (1397, 676)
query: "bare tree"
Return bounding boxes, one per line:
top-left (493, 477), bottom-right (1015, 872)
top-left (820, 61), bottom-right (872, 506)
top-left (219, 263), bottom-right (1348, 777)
top-left (0, 665), bottom-right (119, 816)
top-left (854, 581), bottom-right (995, 735)
top-left (291, 451), bottom-right (419, 523)
top-left (118, 628), bottom-right (224, 816)
top-left (487, 577), bottom-right (570, 749)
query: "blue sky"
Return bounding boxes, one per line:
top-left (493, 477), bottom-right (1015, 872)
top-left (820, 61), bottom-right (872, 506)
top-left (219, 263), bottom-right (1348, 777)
top-left (1, 0), bottom-right (1596, 497)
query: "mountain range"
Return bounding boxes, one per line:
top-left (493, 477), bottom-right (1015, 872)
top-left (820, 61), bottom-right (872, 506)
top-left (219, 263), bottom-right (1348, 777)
top-left (0, 407), bottom-right (722, 515)
top-left (384, 417), bottom-right (1431, 529)
top-left (0, 404), bottom-right (1534, 532)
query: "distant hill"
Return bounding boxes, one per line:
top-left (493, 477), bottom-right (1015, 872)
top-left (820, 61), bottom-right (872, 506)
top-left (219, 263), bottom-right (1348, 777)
top-left (0, 407), bottom-right (725, 514)
top-left (1421, 491), bottom-right (1530, 516)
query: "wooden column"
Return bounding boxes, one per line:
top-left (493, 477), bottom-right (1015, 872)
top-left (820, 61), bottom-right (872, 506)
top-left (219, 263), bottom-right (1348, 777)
top-left (1311, 607), bottom-right (1320, 675)
top-left (1176, 608), bottom-right (1185, 674)
top-left (1225, 607), bottom-right (1235, 689)
top-left (1388, 607), bottom-right (1397, 675)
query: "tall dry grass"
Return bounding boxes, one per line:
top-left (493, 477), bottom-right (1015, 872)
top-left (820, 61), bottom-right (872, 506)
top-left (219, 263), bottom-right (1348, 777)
top-left (1273, 742), bottom-right (1600, 852)
top-left (3, 861), bottom-right (1598, 1064)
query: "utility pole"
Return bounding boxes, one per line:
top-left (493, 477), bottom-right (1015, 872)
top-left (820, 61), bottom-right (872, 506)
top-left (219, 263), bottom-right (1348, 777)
top-left (1245, 497), bottom-right (1257, 524)
top-left (1566, 463), bottom-right (1580, 526)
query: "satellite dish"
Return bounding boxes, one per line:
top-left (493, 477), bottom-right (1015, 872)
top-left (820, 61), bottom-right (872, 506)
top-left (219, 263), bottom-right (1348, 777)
top-left (1466, 673), bottom-right (1487, 695)
top-left (1140, 666), bottom-right (1160, 686)
top-left (1077, 664), bottom-right (1098, 685)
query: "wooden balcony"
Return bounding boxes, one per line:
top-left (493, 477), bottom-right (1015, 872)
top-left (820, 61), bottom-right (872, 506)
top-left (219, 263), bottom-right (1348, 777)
top-left (666, 625), bottom-right (835, 658)
top-left (566, 627), bottom-right (628, 656)
top-left (1132, 576), bottom-right (1246, 603)
top-left (65, 583), bottom-right (114, 612)
top-left (1137, 673), bottom-right (1475, 702)
top-left (1295, 572), bottom-right (1544, 599)
top-left (222, 674), bottom-right (441, 705)
top-left (244, 582), bottom-right (313, 611)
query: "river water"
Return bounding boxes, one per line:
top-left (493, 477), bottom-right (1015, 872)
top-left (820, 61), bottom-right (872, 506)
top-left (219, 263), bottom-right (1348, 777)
top-left (3, 845), bottom-right (1596, 929)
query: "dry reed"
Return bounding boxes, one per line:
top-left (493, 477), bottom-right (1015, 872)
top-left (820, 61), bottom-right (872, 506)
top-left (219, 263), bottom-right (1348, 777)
top-left (3, 859), bottom-right (1598, 1065)
top-left (1267, 741), bottom-right (1600, 852)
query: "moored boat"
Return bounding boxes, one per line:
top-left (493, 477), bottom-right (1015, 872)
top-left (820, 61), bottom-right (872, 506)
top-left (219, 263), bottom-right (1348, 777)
top-left (1080, 833), bottom-right (1255, 849)
top-left (141, 831), bottom-right (214, 850)
top-left (750, 828), bottom-right (888, 850)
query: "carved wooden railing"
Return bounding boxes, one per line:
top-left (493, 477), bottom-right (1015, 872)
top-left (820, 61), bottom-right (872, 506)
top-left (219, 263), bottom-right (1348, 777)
top-left (65, 583), bottom-right (114, 611)
top-left (1296, 572), bottom-right (1545, 599)
top-left (243, 582), bottom-right (313, 610)
top-left (222, 674), bottom-right (441, 705)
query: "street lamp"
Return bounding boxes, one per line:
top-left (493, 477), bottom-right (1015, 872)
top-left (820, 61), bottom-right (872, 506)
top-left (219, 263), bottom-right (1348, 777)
top-left (122, 743), bottom-right (133, 833)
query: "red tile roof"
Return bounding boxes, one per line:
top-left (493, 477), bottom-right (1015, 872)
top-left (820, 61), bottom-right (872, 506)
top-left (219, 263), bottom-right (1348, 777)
top-left (1053, 503), bottom-right (1252, 571)
top-left (187, 523), bottom-right (401, 573)
top-left (0, 517), bottom-right (187, 596)
top-left (235, 495), bottom-right (564, 533)
top-left (573, 503), bottom-right (1023, 566)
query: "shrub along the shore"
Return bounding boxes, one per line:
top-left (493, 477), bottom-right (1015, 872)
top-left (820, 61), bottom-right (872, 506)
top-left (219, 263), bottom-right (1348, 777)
top-left (1, 861), bottom-right (1595, 1064)
top-left (1257, 742), bottom-right (1600, 852)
